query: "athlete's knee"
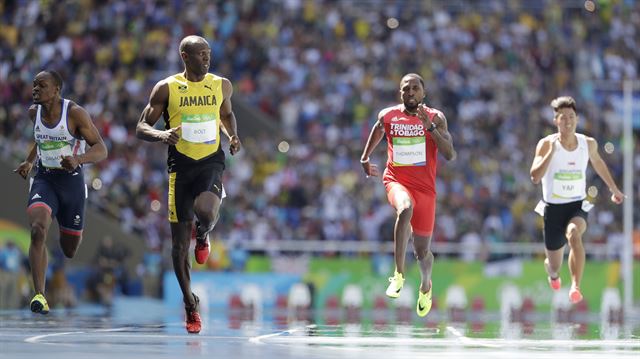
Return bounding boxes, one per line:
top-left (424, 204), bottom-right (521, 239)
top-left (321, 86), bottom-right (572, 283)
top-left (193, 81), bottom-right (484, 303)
top-left (567, 234), bottom-right (583, 249)
top-left (397, 203), bottom-right (413, 220)
top-left (414, 247), bottom-right (433, 261)
top-left (194, 191), bottom-right (219, 213)
top-left (566, 227), bottom-right (583, 247)
top-left (413, 236), bottom-right (432, 258)
top-left (61, 242), bottom-right (79, 259)
top-left (60, 234), bottom-right (82, 258)
top-left (199, 212), bottom-right (219, 234)
top-left (30, 222), bottom-right (47, 243)
top-left (194, 209), bottom-right (216, 226)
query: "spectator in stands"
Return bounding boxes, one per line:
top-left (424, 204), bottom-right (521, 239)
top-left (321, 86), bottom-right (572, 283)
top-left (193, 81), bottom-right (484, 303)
top-left (48, 246), bottom-right (78, 309)
top-left (0, 240), bottom-right (24, 309)
top-left (87, 236), bottom-right (128, 306)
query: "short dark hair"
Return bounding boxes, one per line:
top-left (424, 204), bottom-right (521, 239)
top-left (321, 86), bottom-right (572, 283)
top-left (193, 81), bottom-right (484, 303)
top-left (401, 73), bottom-right (425, 89)
top-left (400, 73), bottom-right (424, 88)
top-left (179, 38), bottom-right (190, 53)
top-left (43, 70), bottom-right (63, 91)
top-left (179, 35), bottom-right (208, 54)
top-left (550, 96), bottom-right (576, 114)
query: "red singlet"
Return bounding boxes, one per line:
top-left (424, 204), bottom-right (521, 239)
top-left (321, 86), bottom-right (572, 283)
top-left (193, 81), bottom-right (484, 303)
top-left (381, 104), bottom-right (442, 236)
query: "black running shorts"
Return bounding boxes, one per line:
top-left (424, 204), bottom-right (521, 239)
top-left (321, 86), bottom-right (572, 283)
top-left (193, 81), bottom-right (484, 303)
top-left (168, 161), bottom-right (225, 223)
top-left (543, 200), bottom-right (588, 251)
top-left (27, 165), bottom-right (87, 235)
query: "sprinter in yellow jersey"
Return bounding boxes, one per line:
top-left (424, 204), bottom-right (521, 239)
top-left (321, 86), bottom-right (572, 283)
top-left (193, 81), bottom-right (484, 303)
top-left (136, 35), bottom-right (241, 334)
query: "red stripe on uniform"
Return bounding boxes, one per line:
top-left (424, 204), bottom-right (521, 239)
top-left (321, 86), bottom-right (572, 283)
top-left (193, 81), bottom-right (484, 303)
top-left (27, 202), bottom-right (52, 215)
top-left (60, 227), bottom-right (83, 236)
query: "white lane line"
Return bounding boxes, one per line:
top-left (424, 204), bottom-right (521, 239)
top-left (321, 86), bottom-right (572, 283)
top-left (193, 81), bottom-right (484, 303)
top-left (25, 329), bottom-right (251, 344)
top-left (445, 328), bottom-right (640, 350)
top-left (251, 325), bottom-right (640, 350)
top-left (250, 335), bottom-right (640, 350)
top-left (446, 326), bottom-right (502, 348)
top-left (24, 327), bottom-right (131, 344)
top-left (25, 331), bottom-right (85, 344)
top-left (94, 327), bottom-right (132, 332)
top-left (249, 325), bottom-right (313, 344)
top-left (261, 336), bottom-right (460, 346)
top-left (63, 334), bottom-right (251, 340)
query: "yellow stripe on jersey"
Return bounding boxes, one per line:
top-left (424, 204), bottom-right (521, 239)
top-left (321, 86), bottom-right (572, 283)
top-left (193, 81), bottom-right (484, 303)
top-left (167, 73), bottom-right (223, 160)
top-left (168, 172), bottom-right (178, 223)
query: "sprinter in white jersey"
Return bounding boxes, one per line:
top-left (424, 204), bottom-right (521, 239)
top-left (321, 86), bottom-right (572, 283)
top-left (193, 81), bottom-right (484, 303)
top-left (13, 70), bottom-right (107, 314)
top-left (530, 96), bottom-right (624, 304)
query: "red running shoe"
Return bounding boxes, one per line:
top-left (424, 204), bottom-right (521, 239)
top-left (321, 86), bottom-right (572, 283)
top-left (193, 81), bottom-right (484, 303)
top-left (569, 285), bottom-right (583, 304)
top-left (186, 294), bottom-right (202, 334)
top-left (194, 237), bottom-right (210, 265)
top-left (194, 221), bottom-right (210, 265)
top-left (548, 276), bottom-right (561, 291)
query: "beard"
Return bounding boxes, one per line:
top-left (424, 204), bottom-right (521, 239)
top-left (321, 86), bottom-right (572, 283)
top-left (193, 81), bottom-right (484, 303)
top-left (404, 99), bottom-right (420, 111)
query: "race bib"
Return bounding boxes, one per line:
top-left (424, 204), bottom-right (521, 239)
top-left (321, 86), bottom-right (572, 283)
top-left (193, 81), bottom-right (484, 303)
top-left (551, 171), bottom-right (583, 199)
top-left (392, 137), bottom-right (426, 166)
top-left (534, 200), bottom-right (546, 216)
top-left (39, 141), bottom-right (72, 168)
top-left (181, 114), bottom-right (217, 143)
top-left (581, 200), bottom-right (594, 212)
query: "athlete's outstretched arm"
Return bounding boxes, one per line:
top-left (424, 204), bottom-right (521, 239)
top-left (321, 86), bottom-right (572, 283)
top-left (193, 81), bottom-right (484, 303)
top-left (14, 106), bottom-right (39, 179)
top-left (586, 137), bottom-right (625, 203)
top-left (136, 81), bottom-right (179, 144)
top-left (360, 112), bottom-right (386, 177)
top-left (530, 135), bottom-right (557, 184)
top-left (423, 111), bottom-right (456, 161)
top-left (219, 78), bottom-right (241, 155)
top-left (60, 104), bottom-right (108, 171)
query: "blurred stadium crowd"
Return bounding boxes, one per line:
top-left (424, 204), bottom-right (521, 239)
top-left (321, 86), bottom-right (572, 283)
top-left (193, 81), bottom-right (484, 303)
top-left (1, 0), bottom-right (639, 266)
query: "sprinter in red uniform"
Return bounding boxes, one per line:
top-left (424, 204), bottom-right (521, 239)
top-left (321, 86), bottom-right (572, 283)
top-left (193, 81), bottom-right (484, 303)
top-left (360, 73), bottom-right (456, 317)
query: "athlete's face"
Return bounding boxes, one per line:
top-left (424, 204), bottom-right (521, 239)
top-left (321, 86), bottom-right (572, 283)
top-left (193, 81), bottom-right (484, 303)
top-left (554, 107), bottom-right (577, 135)
top-left (400, 78), bottom-right (425, 111)
top-left (182, 41), bottom-right (211, 77)
top-left (32, 72), bottom-right (59, 104)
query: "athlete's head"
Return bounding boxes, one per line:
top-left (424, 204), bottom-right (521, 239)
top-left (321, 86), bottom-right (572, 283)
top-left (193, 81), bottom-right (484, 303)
top-left (551, 96), bottom-right (578, 134)
top-left (399, 73), bottom-right (425, 112)
top-left (32, 70), bottom-right (63, 104)
top-left (179, 35), bottom-right (211, 78)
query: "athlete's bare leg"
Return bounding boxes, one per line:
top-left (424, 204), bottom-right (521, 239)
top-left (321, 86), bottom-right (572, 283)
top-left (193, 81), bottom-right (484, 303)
top-left (566, 217), bottom-right (587, 288)
top-left (544, 248), bottom-right (564, 280)
top-left (194, 191), bottom-right (221, 237)
top-left (391, 190), bottom-right (413, 275)
top-left (59, 233), bottom-right (82, 258)
top-left (413, 234), bottom-right (433, 293)
top-left (27, 207), bottom-right (52, 294)
top-left (170, 222), bottom-right (196, 308)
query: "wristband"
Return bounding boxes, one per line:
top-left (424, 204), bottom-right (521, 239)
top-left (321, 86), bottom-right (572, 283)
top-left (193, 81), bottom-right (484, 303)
top-left (427, 122), bottom-right (437, 132)
top-left (360, 157), bottom-right (370, 164)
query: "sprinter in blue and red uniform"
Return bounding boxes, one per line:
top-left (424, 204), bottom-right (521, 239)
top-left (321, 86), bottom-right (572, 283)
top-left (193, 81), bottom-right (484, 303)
top-left (14, 70), bottom-right (108, 314)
